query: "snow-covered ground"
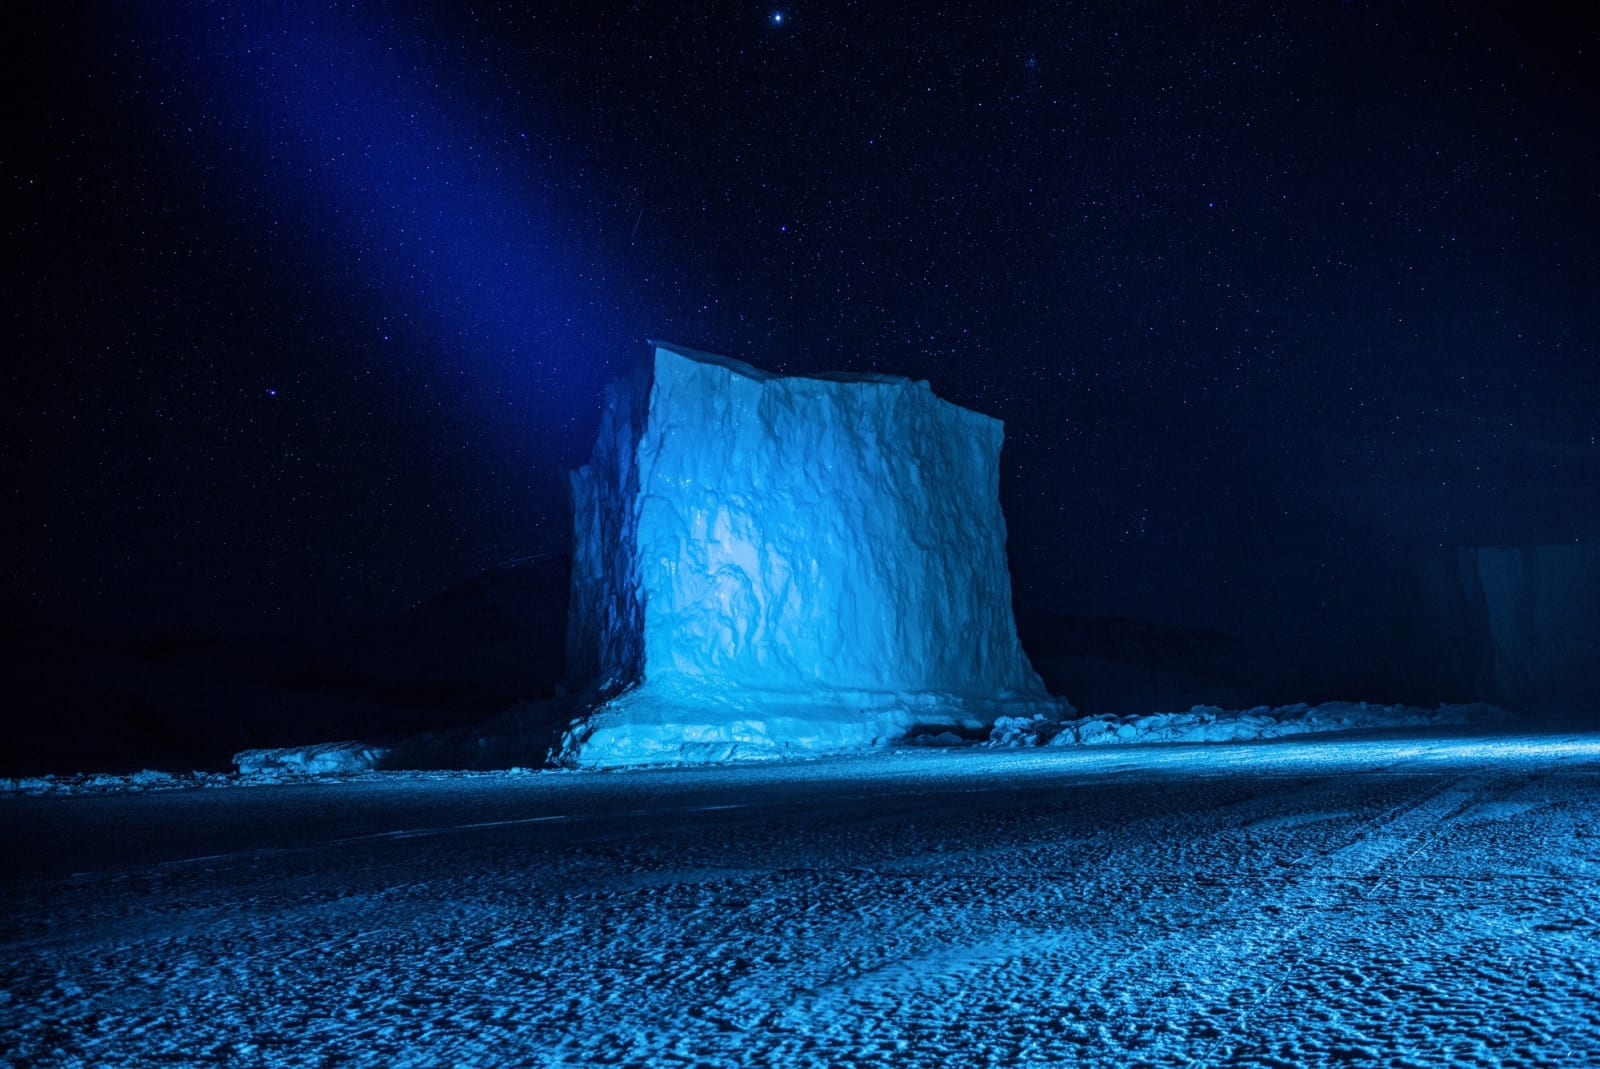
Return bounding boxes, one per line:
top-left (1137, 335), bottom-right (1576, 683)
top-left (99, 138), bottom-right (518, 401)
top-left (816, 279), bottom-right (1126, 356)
top-left (3, 726), bottom-right (1597, 1067)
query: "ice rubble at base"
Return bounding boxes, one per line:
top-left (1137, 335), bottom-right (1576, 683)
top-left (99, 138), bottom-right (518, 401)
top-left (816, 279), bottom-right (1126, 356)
top-left (984, 700), bottom-right (1514, 748)
top-left (1, 743), bottom-right (390, 794)
top-left (0, 769), bottom-right (239, 796)
top-left (232, 740), bottom-right (390, 775)
top-left (558, 341), bottom-right (1065, 767)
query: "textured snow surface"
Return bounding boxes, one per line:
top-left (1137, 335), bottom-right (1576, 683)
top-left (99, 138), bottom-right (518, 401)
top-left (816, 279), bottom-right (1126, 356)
top-left (4, 728), bottom-right (1598, 1067)
top-left (564, 342), bottom-right (1060, 767)
top-left (232, 740), bottom-right (389, 776)
top-left (988, 700), bottom-right (1514, 748)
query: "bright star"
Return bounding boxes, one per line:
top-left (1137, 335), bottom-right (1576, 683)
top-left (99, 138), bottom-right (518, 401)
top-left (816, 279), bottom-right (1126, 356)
top-left (771, 12), bottom-right (783, 25)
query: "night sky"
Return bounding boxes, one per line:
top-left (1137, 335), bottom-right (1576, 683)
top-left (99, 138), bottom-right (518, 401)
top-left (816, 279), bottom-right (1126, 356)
top-left (9, 2), bottom-right (1598, 676)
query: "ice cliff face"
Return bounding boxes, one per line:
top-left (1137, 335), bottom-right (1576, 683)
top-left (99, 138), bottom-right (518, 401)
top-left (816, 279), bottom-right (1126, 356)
top-left (1399, 543), bottom-right (1600, 716)
top-left (1458, 545), bottom-right (1600, 713)
top-left (560, 342), bottom-right (1061, 766)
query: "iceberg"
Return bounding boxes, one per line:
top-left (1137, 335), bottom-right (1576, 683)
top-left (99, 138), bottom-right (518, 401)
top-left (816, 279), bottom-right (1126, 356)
top-left (1400, 544), bottom-right (1600, 715)
top-left (559, 342), bottom-right (1064, 766)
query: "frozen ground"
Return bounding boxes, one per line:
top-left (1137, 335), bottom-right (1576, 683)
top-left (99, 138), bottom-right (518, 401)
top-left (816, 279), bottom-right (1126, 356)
top-left (2, 726), bottom-right (1597, 1067)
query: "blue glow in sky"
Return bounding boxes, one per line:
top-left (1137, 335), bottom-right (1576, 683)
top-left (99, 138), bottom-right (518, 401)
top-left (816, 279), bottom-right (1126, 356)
top-left (172, 7), bottom-right (618, 437)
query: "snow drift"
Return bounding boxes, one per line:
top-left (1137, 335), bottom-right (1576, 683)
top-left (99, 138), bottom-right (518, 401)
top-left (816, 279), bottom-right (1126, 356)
top-left (559, 341), bottom-right (1062, 766)
top-left (985, 701), bottom-right (1513, 748)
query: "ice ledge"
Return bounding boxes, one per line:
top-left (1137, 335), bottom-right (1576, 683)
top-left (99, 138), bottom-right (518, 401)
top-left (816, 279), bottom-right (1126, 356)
top-left (555, 682), bottom-right (1071, 769)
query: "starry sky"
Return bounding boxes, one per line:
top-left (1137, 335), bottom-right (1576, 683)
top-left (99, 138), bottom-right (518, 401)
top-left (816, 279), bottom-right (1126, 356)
top-left (8, 2), bottom-right (1599, 673)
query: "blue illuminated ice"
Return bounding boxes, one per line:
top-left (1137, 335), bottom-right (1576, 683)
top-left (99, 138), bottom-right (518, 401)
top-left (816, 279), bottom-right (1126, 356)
top-left (559, 341), bottom-right (1065, 766)
top-left (233, 741), bottom-right (390, 775)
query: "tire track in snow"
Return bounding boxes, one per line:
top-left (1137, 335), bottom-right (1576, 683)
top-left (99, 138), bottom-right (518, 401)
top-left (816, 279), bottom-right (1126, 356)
top-left (7, 741), bottom-right (1596, 1068)
top-left (1177, 773), bottom-right (1499, 1068)
top-left (1205, 771), bottom-right (1599, 1069)
top-left (756, 773), bottom-right (1499, 1067)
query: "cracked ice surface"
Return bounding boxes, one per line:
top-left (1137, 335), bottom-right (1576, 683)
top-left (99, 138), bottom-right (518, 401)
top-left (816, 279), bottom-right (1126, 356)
top-left (3, 727), bottom-right (1598, 1067)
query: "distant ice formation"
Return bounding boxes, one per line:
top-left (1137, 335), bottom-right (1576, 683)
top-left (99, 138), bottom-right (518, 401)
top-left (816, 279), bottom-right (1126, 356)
top-left (1452, 545), bottom-right (1600, 711)
top-left (1401, 543), bottom-right (1600, 714)
top-left (559, 341), bottom-right (1064, 766)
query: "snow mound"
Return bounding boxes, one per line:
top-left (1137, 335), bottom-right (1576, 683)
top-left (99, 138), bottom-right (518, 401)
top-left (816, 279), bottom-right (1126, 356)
top-left (232, 740), bottom-right (390, 776)
top-left (560, 342), bottom-right (1066, 768)
top-left (986, 701), bottom-right (1514, 748)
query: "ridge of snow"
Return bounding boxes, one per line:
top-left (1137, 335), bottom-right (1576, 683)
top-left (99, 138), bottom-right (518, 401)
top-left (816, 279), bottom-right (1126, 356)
top-left (986, 701), bottom-right (1516, 748)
